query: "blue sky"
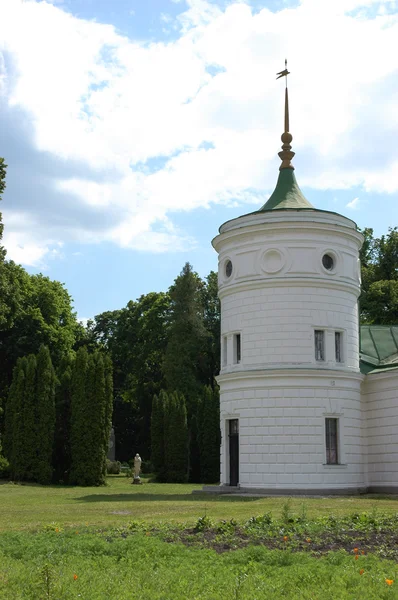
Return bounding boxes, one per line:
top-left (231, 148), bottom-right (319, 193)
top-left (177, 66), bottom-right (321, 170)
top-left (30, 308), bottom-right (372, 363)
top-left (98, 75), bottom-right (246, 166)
top-left (0, 0), bottom-right (397, 320)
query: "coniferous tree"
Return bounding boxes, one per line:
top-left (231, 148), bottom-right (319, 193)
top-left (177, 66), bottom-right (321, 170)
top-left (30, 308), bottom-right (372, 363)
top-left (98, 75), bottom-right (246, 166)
top-left (151, 391), bottom-right (166, 481)
top-left (7, 358), bottom-right (27, 479)
top-left (70, 347), bottom-right (89, 485)
top-left (34, 346), bottom-right (56, 484)
top-left (20, 354), bottom-right (37, 480)
top-left (2, 362), bottom-right (19, 462)
top-left (53, 356), bottom-right (73, 483)
top-left (103, 354), bottom-right (114, 478)
top-left (200, 385), bottom-right (221, 483)
top-left (165, 392), bottom-right (188, 483)
top-left (88, 352), bottom-right (107, 485)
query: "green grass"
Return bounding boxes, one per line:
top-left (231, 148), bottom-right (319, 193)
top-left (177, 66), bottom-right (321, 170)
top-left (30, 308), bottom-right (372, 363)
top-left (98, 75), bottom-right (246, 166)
top-left (2, 476), bottom-right (398, 598)
top-left (2, 475), bottom-right (398, 532)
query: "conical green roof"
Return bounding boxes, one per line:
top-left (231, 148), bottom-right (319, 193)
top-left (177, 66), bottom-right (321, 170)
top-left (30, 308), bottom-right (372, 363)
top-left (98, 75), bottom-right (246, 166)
top-left (259, 168), bottom-right (313, 211)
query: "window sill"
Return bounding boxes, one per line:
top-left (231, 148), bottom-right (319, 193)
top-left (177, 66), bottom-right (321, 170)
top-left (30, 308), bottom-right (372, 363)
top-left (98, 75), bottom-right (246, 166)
top-left (322, 464), bottom-right (347, 468)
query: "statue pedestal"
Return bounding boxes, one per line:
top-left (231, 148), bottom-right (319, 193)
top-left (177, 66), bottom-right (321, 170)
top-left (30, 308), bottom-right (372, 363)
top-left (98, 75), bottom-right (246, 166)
top-left (132, 476), bottom-right (142, 485)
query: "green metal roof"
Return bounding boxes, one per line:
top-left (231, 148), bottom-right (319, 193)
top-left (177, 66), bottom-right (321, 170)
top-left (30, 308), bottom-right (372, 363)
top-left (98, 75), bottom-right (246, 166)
top-left (259, 168), bottom-right (314, 211)
top-left (360, 325), bottom-right (398, 374)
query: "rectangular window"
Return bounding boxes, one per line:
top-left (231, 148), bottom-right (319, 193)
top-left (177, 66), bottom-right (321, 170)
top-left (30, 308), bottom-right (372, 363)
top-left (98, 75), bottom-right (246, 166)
top-left (234, 333), bottom-right (241, 364)
top-left (325, 418), bottom-right (339, 464)
top-left (335, 331), bottom-right (342, 363)
top-left (222, 336), bottom-right (227, 366)
top-left (314, 330), bottom-right (325, 361)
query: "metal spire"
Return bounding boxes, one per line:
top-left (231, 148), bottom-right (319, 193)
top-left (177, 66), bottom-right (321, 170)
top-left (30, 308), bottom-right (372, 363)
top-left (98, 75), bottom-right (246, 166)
top-left (276, 59), bottom-right (295, 170)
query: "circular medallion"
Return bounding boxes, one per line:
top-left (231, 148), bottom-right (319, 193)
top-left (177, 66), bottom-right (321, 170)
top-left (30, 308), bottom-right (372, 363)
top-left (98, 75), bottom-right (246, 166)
top-left (262, 249), bottom-right (284, 274)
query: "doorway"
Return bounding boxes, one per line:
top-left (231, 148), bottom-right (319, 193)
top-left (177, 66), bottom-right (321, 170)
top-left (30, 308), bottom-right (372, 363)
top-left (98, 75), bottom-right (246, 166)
top-left (229, 419), bottom-right (239, 486)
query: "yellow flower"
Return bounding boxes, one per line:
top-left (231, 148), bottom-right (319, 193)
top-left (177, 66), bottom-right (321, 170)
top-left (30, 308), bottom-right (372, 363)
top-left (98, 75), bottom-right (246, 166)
top-left (355, 555), bottom-right (359, 561)
top-left (283, 535), bottom-right (288, 542)
top-left (306, 538), bottom-right (311, 543)
top-left (359, 569), bottom-right (364, 575)
top-left (73, 574), bottom-right (78, 581)
top-left (386, 579), bottom-right (394, 586)
top-left (353, 547), bottom-right (359, 554)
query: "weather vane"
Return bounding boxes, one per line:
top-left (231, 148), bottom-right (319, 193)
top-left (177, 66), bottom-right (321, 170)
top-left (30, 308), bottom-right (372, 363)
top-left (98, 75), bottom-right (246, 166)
top-left (275, 59), bottom-right (294, 169)
top-left (276, 59), bottom-right (290, 88)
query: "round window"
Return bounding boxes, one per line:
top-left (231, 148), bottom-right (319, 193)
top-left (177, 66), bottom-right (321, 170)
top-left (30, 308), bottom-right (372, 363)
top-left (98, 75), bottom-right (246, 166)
top-left (225, 260), bottom-right (233, 278)
top-left (322, 253), bottom-right (334, 271)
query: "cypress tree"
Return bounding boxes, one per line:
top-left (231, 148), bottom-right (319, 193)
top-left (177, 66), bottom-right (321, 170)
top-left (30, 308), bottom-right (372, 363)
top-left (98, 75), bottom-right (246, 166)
top-left (8, 358), bottom-right (27, 480)
top-left (53, 356), bottom-right (73, 483)
top-left (88, 352), bottom-right (107, 485)
top-left (200, 385), bottom-right (221, 483)
top-left (70, 346), bottom-right (89, 485)
top-left (165, 392), bottom-right (188, 483)
top-left (151, 391), bottom-right (166, 481)
top-left (3, 362), bottom-right (20, 462)
top-left (20, 354), bottom-right (37, 480)
top-left (103, 354), bottom-right (113, 478)
top-left (34, 346), bottom-right (56, 484)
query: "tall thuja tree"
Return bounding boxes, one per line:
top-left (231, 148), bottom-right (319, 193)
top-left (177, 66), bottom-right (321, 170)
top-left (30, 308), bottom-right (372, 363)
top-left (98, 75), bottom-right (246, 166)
top-left (103, 354), bottom-right (113, 477)
top-left (163, 263), bottom-right (208, 481)
top-left (70, 347), bottom-right (89, 485)
top-left (151, 391), bottom-right (166, 481)
top-left (53, 356), bottom-right (74, 483)
top-left (19, 354), bottom-right (37, 480)
top-left (70, 349), bottom-right (112, 486)
top-left (4, 357), bottom-right (27, 479)
top-left (163, 263), bottom-right (207, 411)
top-left (200, 385), bottom-right (221, 484)
top-left (34, 346), bottom-right (56, 484)
top-left (164, 392), bottom-right (188, 483)
top-left (200, 271), bottom-right (221, 387)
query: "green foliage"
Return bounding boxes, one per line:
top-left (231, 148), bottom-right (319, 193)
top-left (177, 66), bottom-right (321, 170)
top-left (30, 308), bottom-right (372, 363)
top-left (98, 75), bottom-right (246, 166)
top-left (199, 385), bottom-right (220, 483)
top-left (34, 346), bottom-right (56, 484)
top-left (360, 227), bottom-right (398, 323)
top-left (163, 263), bottom-right (208, 408)
top-left (151, 392), bottom-right (166, 480)
top-left (106, 459), bottom-right (121, 474)
top-left (164, 392), bottom-right (189, 483)
top-left (69, 349), bottom-right (113, 486)
top-left (53, 356), bottom-right (73, 483)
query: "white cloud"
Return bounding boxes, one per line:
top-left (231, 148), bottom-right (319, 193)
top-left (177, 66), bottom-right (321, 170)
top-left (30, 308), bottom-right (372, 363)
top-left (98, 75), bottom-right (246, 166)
top-left (346, 197), bottom-right (360, 210)
top-left (0, 0), bottom-right (397, 265)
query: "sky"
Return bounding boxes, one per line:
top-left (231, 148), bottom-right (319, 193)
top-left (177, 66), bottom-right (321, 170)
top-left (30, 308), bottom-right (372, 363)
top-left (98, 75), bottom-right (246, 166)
top-left (0, 0), bottom-right (397, 321)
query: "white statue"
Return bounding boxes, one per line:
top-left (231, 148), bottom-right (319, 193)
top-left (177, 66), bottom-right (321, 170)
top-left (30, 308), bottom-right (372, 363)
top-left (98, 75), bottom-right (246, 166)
top-left (133, 454), bottom-right (142, 484)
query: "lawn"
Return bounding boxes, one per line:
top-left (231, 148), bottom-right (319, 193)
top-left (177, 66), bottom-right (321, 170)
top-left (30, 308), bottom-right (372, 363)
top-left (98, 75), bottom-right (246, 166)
top-left (2, 476), bottom-right (398, 599)
top-left (2, 475), bottom-right (398, 532)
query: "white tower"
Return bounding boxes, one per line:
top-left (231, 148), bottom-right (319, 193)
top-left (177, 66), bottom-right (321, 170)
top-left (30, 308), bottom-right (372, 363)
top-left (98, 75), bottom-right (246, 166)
top-left (212, 68), bottom-right (364, 494)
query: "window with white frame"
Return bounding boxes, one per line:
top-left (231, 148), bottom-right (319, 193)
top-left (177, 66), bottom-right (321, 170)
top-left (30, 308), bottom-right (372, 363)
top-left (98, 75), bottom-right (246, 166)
top-left (233, 333), bottom-right (241, 364)
top-left (335, 331), bottom-right (343, 363)
top-left (314, 330), bottom-right (325, 361)
top-left (325, 418), bottom-right (339, 464)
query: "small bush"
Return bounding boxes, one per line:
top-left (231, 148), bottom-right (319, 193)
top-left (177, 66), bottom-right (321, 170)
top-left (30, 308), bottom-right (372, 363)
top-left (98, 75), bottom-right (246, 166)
top-left (106, 460), bottom-right (121, 475)
top-left (0, 455), bottom-right (10, 479)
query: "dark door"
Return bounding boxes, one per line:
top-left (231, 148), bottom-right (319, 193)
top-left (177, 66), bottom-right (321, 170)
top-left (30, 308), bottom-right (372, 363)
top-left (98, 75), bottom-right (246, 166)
top-left (229, 419), bottom-right (239, 486)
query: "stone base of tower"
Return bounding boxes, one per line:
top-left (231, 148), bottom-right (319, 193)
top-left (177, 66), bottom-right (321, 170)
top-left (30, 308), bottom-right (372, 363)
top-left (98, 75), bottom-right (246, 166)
top-left (197, 484), bottom-right (368, 496)
top-left (216, 369), bottom-right (366, 494)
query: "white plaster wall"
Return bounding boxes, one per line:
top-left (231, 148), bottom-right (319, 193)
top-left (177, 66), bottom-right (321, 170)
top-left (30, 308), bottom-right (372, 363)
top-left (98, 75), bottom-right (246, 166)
top-left (219, 370), bottom-right (365, 490)
top-left (363, 371), bottom-right (398, 490)
top-left (220, 285), bottom-right (359, 371)
top-left (213, 211), bottom-right (363, 374)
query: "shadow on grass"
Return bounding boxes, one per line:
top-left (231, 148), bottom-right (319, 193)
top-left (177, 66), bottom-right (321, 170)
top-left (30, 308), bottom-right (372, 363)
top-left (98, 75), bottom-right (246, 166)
top-left (75, 493), bottom-right (262, 503)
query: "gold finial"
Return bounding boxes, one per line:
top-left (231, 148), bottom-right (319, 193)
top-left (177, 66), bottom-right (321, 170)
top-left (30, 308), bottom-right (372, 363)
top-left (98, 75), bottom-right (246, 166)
top-left (276, 59), bottom-right (294, 170)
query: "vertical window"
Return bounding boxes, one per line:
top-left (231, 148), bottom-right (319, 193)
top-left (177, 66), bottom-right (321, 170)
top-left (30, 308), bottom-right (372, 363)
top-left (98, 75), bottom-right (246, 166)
top-left (335, 331), bottom-right (342, 363)
top-left (325, 418), bottom-right (339, 464)
top-left (222, 336), bottom-right (227, 366)
top-left (234, 334), bottom-right (241, 364)
top-left (314, 330), bottom-right (325, 361)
